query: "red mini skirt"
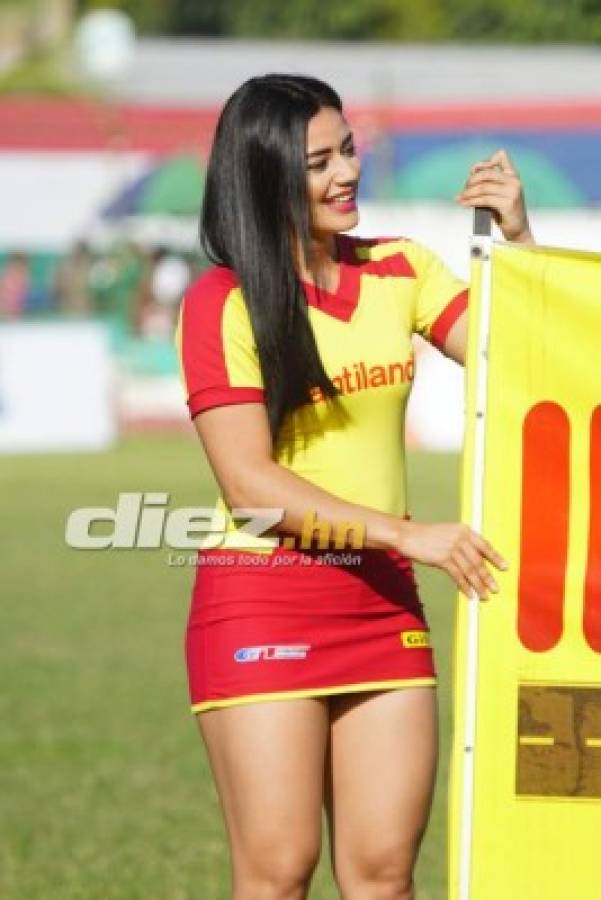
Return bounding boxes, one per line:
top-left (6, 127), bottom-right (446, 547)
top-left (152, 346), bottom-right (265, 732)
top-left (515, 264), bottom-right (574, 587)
top-left (184, 546), bottom-right (436, 714)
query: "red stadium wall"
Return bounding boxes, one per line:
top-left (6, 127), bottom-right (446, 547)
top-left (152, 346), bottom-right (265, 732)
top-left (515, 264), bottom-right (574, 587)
top-left (3, 96), bottom-right (601, 154)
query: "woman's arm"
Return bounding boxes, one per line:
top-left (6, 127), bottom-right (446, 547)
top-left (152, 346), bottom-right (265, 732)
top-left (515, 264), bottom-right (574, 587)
top-left (195, 402), bottom-right (508, 600)
top-left (444, 148), bottom-right (534, 366)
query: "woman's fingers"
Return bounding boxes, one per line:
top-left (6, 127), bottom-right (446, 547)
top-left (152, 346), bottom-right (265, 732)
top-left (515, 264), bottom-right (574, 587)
top-left (469, 149), bottom-right (516, 176)
top-left (471, 531), bottom-right (508, 570)
top-left (456, 168), bottom-right (522, 220)
top-left (445, 527), bottom-right (508, 600)
top-left (457, 190), bottom-right (507, 208)
top-left (447, 559), bottom-right (475, 601)
top-left (462, 169), bottom-right (511, 188)
top-left (454, 544), bottom-right (498, 599)
top-left (459, 543), bottom-right (495, 588)
top-left (457, 147), bottom-right (532, 243)
top-left (457, 173), bottom-right (522, 207)
top-left (402, 521), bottom-right (509, 601)
top-left (447, 557), bottom-right (492, 601)
top-left (487, 148), bottom-right (517, 175)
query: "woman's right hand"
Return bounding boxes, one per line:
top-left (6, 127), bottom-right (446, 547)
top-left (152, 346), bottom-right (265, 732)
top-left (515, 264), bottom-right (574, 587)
top-left (398, 521), bottom-right (508, 601)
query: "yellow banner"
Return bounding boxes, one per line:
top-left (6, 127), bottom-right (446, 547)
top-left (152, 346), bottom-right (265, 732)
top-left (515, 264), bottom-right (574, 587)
top-left (449, 241), bottom-right (601, 899)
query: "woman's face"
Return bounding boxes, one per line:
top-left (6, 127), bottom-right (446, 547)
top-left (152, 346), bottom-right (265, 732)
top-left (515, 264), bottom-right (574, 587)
top-left (305, 106), bottom-right (360, 242)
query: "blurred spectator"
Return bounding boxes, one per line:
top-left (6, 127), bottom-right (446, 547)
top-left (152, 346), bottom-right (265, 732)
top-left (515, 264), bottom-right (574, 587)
top-left (89, 241), bottom-right (145, 342)
top-left (134, 246), bottom-right (190, 339)
top-left (152, 248), bottom-right (190, 307)
top-left (54, 241), bottom-right (94, 316)
top-left (131, 248), bottom-right (155, 335)
top-left (0, 251), bottom-right (31, 319)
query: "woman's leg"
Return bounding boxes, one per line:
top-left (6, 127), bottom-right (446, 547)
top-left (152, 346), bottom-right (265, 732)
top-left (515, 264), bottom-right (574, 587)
top-left (324, 687), bottom-right (438, 900)
top-left (196, 697), bottom-right (330, 900)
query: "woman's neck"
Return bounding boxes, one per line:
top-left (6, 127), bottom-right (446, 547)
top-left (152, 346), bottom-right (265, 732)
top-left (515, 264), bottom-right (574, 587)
top-left (296, 233), bottom-right (340, 292)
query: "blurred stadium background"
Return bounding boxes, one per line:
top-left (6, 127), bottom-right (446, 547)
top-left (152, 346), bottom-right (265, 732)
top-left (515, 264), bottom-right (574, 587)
top-left (2, 2), bottom-right (601, 898)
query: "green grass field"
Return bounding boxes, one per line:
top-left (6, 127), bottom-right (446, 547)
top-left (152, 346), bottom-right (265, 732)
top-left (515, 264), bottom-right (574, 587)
top-left (1, 434), bottom-right (461, 899)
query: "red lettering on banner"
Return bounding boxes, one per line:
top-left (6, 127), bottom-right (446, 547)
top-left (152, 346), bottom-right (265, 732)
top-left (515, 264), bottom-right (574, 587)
top-left (584, 405), bottom-right (601, 653)
top-left (518, 402), bottom-right (570, 652)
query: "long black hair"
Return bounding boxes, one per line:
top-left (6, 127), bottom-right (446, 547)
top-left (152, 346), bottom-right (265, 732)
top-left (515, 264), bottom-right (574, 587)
top-left (200, 74), bottom-right (342, 439)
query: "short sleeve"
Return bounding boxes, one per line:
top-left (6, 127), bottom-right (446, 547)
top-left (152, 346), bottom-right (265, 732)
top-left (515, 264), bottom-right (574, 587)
top-left (175, 266), bottom-right (265, 418)
top-left (411, 242), bottom-right (469, 351)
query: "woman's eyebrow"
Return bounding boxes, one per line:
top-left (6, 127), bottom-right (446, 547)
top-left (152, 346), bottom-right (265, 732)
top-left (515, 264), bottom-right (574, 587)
top-left (306, 131), bottom-right (354, 158)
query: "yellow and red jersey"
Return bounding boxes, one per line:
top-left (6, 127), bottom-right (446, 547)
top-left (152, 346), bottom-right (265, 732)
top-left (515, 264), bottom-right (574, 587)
top-left (176, 234), bottom-right (468, 549)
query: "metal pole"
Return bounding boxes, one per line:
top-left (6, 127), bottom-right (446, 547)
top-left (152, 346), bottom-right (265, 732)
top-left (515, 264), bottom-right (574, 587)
top-left (457, 208), bottom-right (493, 900)
top-left (473, 207), bottom-right (493, 237)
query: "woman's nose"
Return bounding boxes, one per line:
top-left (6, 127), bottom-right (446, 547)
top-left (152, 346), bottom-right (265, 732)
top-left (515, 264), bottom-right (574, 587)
top-left (334, 153), bottom-right (360, 184)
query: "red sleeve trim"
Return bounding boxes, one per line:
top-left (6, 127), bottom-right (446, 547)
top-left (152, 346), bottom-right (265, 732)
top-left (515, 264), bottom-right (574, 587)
top-left (429, 288), bottom-right (469, 351)
top-left (188, 386), bottom-right (265, 418)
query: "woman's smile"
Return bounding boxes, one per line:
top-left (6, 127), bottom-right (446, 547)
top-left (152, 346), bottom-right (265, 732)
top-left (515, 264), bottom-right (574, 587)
top-left (323, 190), bottom-right (357, 213)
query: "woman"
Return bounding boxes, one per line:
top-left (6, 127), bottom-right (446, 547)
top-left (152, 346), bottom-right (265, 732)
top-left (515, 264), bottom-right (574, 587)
top-left (177, 74), bottom-right (532, 900)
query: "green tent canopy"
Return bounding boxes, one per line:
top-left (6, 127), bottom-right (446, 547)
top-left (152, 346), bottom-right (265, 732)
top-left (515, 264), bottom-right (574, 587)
top-left (140, 154), bottom-right (206, 216)
top-left (102, 153), bottom-right (206, 219)
top-left (387, 141), bottom-right (584, 208)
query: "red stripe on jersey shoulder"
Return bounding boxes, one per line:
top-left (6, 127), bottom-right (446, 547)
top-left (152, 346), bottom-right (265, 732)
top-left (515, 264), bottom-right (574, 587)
top-left (429, 288), bottom-right (469, 351)
top-left (342, 235), bottom-right (416, 279)
top-left (180, 266), bottom-right (242, 415)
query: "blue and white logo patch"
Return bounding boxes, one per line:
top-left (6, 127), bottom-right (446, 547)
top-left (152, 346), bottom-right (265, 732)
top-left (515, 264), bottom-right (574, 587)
top-left (234, 644), bottom-right (311, 663)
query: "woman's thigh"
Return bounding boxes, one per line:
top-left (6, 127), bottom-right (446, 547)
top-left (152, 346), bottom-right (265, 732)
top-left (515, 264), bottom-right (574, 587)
top-left (197, 697), bottom-right (330, 873)
top-left (324, 687), bottom-right (438, 891)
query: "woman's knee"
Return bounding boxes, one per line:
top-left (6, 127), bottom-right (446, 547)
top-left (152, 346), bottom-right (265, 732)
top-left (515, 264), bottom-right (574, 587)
top-left (334, 837), bottom-right (420, 899)
top-left (233, 838), bottom-right (321, 899)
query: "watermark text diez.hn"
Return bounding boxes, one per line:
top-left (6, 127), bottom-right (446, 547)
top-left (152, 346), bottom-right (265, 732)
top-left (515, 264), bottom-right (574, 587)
top-left (64, 492), bottom-right (366, 555)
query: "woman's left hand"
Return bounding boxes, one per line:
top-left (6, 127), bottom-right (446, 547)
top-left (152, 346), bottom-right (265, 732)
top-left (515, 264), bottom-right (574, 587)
top-left (456, 149), bottom-right (534, 244)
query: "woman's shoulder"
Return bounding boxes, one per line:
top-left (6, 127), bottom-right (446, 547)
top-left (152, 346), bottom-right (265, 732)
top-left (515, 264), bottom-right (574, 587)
top-left (182, 265), bottom-right (252, 328)
top-left (180, 265), bottom-right (251, 337)
top-left (185, 263), bottom-right (240, 302)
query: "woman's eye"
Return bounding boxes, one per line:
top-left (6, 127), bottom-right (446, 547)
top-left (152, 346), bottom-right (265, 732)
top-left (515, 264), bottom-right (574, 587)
top-left (307, 143), bottom-right (356, 172)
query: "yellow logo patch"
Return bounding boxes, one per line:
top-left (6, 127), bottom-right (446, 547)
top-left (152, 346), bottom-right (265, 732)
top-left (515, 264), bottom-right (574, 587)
top-left (400, 630), bottom-right (430, 649)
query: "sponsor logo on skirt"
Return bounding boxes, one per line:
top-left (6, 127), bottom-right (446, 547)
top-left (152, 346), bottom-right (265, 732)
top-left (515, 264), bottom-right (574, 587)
top-left (400, 630), bottom-right (430, 648)
top-left (234, 644), bottom-right (311, 662)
